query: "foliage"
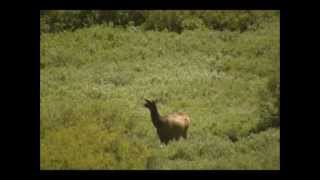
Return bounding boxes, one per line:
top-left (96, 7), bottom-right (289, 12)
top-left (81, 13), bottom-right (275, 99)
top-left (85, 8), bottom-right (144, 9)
top-left (40, 10), bottom-right (97, 33)
top-left (40, 11), bottom-right (279, 169)
top-left (40, 10), bottom-right (278, 33)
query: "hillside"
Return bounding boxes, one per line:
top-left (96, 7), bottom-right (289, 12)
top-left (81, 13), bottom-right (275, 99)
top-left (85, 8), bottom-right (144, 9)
top-left (40, 13), bottom-right (280, 169)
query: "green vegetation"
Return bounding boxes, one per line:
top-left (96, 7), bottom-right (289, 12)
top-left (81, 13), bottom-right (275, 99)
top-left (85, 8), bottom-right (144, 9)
top-left (40, 10), bottom-right (280, 170)
top-left (40, 10), bottom-right (278, 33)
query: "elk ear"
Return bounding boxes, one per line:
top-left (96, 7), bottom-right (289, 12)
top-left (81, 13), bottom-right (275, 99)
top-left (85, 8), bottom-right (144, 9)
top-left (144, 99), bottom-right (151, 103)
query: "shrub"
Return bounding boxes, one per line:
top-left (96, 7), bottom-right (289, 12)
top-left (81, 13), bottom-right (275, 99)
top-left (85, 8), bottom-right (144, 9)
top-left (40, 10), bottom-right (97, 33)
top-left (41, 10), bottom-right (278, 34)
top-left (253, 72), bottom-right (280, 133)
top-left (142, 10), bottom-right (186, 33)
top-left (181, 17), bottom-right (206, 31)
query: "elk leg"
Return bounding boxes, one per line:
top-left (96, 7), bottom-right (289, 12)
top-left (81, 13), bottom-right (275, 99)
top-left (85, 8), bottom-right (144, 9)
top-left (183, 129), bottom-right (187, 139)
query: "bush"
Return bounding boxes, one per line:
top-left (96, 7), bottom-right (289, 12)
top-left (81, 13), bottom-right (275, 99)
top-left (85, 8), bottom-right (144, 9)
top-left (252, 71), bottom-right (280, 133)
top-left (142, 10), bottom-right (186, 33)
top-left (40, 10), bottom-right (97, 33)
top-left (199, 10), bottom-right (277, 32)
top-left (182, 17), bottom-right (207, 31)
top-left (41, 10), bottom-right (279, 34)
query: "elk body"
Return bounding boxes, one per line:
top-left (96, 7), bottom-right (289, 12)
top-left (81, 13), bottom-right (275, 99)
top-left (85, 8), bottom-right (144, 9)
top-left (144, 99), bottom-right (191, 145)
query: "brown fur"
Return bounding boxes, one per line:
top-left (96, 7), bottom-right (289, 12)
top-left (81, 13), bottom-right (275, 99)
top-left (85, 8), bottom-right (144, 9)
top-left (144, 99), bottom-right (191, 145)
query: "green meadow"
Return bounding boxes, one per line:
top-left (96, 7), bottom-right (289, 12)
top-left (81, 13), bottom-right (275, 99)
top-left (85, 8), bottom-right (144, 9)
top-left (40, 11), bottom-right (280, 169)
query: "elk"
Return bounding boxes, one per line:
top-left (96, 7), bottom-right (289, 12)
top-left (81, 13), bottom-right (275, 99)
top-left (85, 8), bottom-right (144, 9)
top-left (144, 99), bottom-right (191, 145)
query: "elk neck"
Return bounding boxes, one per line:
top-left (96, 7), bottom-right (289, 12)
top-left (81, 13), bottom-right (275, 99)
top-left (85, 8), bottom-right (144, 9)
top-left (149, 104), bottom-right (162, 128)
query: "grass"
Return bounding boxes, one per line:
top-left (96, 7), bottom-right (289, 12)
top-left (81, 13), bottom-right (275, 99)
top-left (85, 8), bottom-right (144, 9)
top-left (40, 17), bottom-right (280, 169)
